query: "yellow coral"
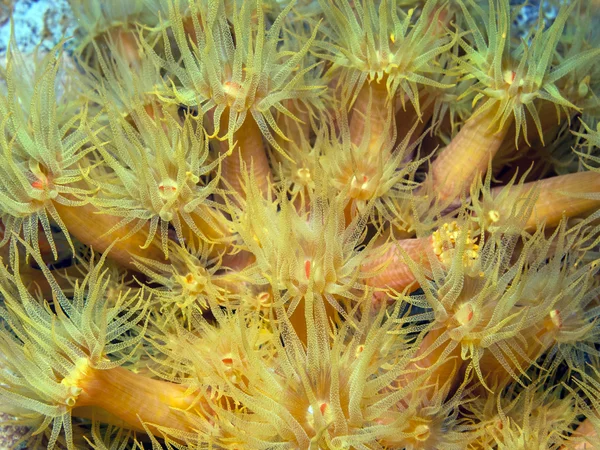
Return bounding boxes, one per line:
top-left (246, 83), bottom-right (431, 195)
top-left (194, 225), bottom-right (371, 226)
top-left (0, 0), bottom-right (599, 448)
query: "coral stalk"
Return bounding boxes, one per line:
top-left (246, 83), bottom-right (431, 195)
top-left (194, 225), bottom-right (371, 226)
top-left (74, 366), bottom-right (198, 436)
top-left (350, 79), bottom-right (394, 155)
top-left (363, 237), bottom-right (432, 296)
top-left (53, 202), bottom-right (165, 269)
top-left (215, 110), bottom-right (273, 199)
top-left (428, 104), bottom-right (512, 203)
top-left (491, 171), bottom-right (600, 230)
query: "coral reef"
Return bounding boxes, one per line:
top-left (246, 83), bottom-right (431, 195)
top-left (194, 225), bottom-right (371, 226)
top-left (1, 0), bottom-right (600, 448)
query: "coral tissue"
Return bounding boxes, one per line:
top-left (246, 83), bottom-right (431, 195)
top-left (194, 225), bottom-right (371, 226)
top-left (1, 0), bottom-right (600, 448)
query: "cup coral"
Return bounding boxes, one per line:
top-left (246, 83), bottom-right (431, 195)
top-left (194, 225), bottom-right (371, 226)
top-left (1, 0), bottom-right (600, 448)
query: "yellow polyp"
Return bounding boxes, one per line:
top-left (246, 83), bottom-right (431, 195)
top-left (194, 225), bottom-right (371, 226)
top-left (29, 169), bottom-right (59, 201)
top-left (3, 1), bottom-right (600, 448)
top-left (413, 424), bottom-right (431, 442)
top-left (454, 303), bottom-right (474, 327)
top-left (488, 210), bottom-right (500, 223)
top-left (306, 401), bottom-right (333, 431)
top-left (158, 179), bottom-right (178, 201)
top-left (544, 309), bottom-right (562, 332)
top-left (223, 81), bottom-right (245, 106)
top-left (31, 172), bottom-right (50, 190)
top-left (256, 291), bottom-right (272, 309)
top-left (431, 222), bottom-right (480, 268)
top-left (550, 310), bottom-right (562, 328)
top-left (61, 358), bottom-right (90, 388)
top-left (60, 357), bottom-right (91, 407)
top-left (176, 269), bottom-right (209, 299)
top-left (355, 345), bottom-right (365, 358)
top-left (296, 167), bottom-right (312, 185)
top-left (348, 173), bottom-right (374, 201)
top-left (503, 70), bottom-right (514, 85)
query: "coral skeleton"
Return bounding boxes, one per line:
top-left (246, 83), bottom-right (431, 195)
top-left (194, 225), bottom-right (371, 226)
top-left (1, 0), bottom-right (600, 448)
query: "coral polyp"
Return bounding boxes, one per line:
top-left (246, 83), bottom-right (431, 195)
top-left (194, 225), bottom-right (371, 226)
top-left (1, 0), bottom-right (600, 448)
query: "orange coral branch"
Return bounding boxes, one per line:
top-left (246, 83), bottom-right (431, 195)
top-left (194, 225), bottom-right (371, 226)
top-left (401, 327), bottom-right (462, 391)
top-left (53, 202), bottom-right (165, 270)
top-left (75, 366), bottom-right (199, 436)
top-left (216, 110), bottom-right (273, 199)
top-left (350, 78), bottom-right (394, 155)
top-left (429, 105), bottom-right (511, 203)
top-left (492, 171), bottom-right (600, 230)
top-left (363, 237), bottom-right (432, 295)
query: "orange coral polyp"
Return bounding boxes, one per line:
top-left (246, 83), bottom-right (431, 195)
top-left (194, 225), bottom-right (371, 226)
top-left (2, 0), bottom-right (600, 448)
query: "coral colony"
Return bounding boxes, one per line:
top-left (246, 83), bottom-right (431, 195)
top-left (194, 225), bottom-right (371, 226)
top-left (1, 0), bottom-right (600, 448)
